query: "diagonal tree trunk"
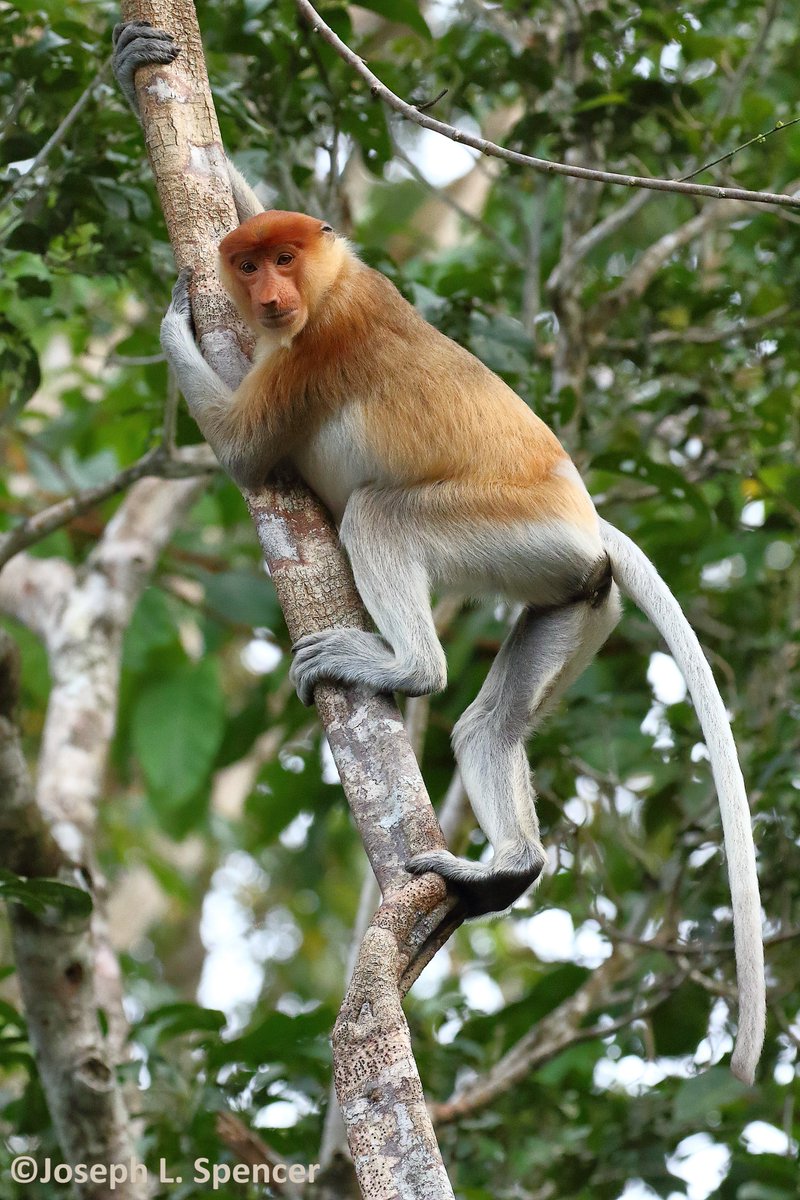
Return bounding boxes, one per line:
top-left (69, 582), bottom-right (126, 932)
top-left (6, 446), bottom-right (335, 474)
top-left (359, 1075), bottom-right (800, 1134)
top-left (120, 1), bottom-right (462, 1193)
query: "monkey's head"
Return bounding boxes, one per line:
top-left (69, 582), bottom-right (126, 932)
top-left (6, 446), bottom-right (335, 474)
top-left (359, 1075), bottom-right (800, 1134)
top-left (219, 211), bottom-right (343, 341)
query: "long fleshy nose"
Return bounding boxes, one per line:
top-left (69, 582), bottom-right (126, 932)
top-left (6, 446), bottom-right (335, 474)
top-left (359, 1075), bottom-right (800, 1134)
top-left (257, 287), bottom-right (281, 311)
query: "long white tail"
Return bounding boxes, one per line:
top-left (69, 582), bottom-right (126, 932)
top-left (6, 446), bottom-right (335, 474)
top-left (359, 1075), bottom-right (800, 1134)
top-left (599, 518), bottom-right (765, 1084)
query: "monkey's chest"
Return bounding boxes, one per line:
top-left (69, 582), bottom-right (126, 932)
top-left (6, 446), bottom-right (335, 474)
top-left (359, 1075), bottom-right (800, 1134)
top-left (291, 406), bottom-right (378, 523)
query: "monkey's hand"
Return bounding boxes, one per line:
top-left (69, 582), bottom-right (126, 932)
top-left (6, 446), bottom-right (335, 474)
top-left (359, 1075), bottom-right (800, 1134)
top-left (112, 22), bottom-right (180, 118)
top-left (160, 267), bottom-right (196, 354)
top-left (159, 268), bottom-right (236, 451)
top-left (290, 628), bottom-right (431, 706)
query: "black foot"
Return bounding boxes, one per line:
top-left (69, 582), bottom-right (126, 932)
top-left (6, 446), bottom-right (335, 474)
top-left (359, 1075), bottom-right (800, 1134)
top-left (406, 846), bottom-right (545, 916)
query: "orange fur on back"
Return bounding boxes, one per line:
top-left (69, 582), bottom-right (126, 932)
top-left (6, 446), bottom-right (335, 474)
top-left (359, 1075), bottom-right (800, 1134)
top-left (221, 220), bottom-right (596, 530)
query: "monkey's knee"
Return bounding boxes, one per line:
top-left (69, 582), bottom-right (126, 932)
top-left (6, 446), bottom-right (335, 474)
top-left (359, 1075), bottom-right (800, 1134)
top-left (452, 697), bottom-right (525, 759)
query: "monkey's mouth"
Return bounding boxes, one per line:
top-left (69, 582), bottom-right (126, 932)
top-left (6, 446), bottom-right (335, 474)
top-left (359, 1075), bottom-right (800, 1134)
top-left (260, 309), bottom-right (298, 328)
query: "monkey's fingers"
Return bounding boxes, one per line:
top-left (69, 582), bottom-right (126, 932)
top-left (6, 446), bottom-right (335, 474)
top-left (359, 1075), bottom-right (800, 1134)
top-left (168, 268), bottom-right (194, 318)
top-left (289, 632), bottom-right (332, 705)
top-left (112, 22), bottom-right (180, 116)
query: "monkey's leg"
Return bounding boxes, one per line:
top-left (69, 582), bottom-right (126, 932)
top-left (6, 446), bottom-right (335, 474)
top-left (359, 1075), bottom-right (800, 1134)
top-left (408, 588), bottom-right (621, 914)
top-left (290, 487), bottom-right (447, 705)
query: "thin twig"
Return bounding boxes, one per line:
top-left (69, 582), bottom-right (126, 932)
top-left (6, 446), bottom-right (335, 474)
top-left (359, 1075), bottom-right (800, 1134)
top-left (681, 117), bottom-right (800, 183)
top-left (415, 88), bottom-right (448, 112)
top-left (294, 0), bottom-right (800, 210)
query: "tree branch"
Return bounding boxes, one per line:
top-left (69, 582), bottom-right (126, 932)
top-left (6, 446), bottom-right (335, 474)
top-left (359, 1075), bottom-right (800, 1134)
top-left (604, 304), bottom-right (789, 351)
top-left (294, 0), bottom-right (800, 211)
top-left (120, 2), bottom-right (463, 1194)
top-left (0, 444), bottom-right (215, 571)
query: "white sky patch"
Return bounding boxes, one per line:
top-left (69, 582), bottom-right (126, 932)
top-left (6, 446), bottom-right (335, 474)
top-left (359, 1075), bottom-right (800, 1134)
top-left (255, 1100), bottom-right (300, 1129)
top-left (198, 853), bottom-right (303, 1029)
top-left (564, 774), bottom-right (601, 825)
top-left (668, 1133), bottom-right (731, 1200)
top-left (515, 909), bottom-right (612, 966)
top-left (613, 1183), bottom-right (665, 1200)
top-left (436, 1016), bottom-right (463, 1045)
top-left (241, 635), bottom-right (282, 675)
top-left (641, 702), bottom-right (674, 750)
top-left (321, 737), bottom-right (341, 784)
top-left (393, 123), bottom-right (479, 187)
top-left (702, 555), bottom-right (746, 588)
top-left (415, 945), bottom-right (452, 999)
top-left (280, 812), bottom-right (313, 850)
top-left (742, 1120), bottom-right (797, 1156)
top-left (648, 652), bottom-right (687, 705)
top-left (459, 968), bottom-right (504, 1013)
top-left (741, 500), bottom-right (765, 528)
top-left (594, 1054), bottom-right (669, 1094)
top-left (7, 156), bottom-right (35, 177)
top-left (688, 842), bottom-right (719, 869)
top-left (693, 998), bottom-right (733, 1070)
top-left (660, 42), bottom-right (682, 75)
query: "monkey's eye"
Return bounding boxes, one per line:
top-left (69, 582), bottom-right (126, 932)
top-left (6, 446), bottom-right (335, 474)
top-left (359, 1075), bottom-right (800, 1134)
top-left (321, 224), bottom-right (334, 233)
top-left (276, 252), bottom-right (294, 267)
top-left (240, 261), bottom-right (257, 275)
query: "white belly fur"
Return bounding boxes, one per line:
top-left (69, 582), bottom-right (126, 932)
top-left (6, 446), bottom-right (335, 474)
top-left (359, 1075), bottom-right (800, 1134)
top-left (291, 405), bottom-right (377, 523)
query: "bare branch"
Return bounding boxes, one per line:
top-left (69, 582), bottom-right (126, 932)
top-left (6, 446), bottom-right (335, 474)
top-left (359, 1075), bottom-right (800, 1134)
top-left (0, 552), bottom-right (75, 637)
top-left (119, 2), bottom-right (464, 1192)
top-left (681, 117), bottom-right (800, 184)
top-left (594, 201), bottom-right (749, 325)
top-left (605, 304), bottom-right (789, 351)
top-left (429, 946), bottom-right (679, 1124)
top-left (546, 188), bottom-right (653, 297)
top-left (391, 140), bottom-right (524, 263)
top-left (215, 1113), bottom-right (302, 1199)
top-left (295, 0), bottom-right (800, 211)
top-left (0, 444), bottom-right (215, 571)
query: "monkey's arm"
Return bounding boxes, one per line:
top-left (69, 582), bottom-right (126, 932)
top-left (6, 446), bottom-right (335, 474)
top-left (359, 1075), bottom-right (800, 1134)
top-left (160, 272), bottom-right (287, 489)
top-left (112, 22), bottom-right (263, 222)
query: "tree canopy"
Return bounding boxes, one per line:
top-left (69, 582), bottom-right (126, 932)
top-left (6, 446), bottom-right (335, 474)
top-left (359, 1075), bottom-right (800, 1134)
top-left (1, 1), bottom-right (799, 1197)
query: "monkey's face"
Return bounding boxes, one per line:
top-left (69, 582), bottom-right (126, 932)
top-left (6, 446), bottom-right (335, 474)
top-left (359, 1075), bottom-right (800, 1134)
top-left (219, 212), bottom-right (339, 343)
top-left (226, 246), bottom-right (309, 338)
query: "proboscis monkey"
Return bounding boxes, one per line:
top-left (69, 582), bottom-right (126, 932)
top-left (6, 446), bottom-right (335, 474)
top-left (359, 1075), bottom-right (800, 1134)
top-left (114, 22), bottom-right (765, 1084)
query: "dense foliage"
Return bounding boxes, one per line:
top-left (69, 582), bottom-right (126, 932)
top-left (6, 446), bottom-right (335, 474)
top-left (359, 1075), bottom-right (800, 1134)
top-left (1, 0), bottom-right (799, 1196)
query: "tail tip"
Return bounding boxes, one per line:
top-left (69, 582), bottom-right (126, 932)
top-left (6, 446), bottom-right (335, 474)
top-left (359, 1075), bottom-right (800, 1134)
top-left (730, 1043), bottom-right (759, 1086)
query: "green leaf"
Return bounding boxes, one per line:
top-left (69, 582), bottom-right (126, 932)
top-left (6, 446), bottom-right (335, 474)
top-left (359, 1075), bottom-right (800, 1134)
top-left (0, 871), bottom-right (92, 919)
top-left (214, 1007), bottom-right (332, 1068)
top-left (131, 660), bottom-right (226, 808)
top-left (672, 1067), bottom-right (746, 1123)
top-left (651, 980), bottom-right (710, 1056)
top-left (137, 1003), bottom-right (226, 1043)
top-left (199, 568), bottom-right (281, 627)
top-left (351, 0), bottom-right (430, 38)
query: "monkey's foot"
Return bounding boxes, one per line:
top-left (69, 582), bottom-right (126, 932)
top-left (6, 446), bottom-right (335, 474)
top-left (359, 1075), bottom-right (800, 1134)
top-left (112, 23), bottom-right (180, 116)
top-left (290, 628), bottom-right (393, 705)
top-left (406, 844), bottom-right (546, 916)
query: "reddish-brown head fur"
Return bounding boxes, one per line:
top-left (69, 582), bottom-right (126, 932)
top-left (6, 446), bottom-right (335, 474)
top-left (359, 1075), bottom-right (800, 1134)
top-left (219, 211), bottom-right (347, 341)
